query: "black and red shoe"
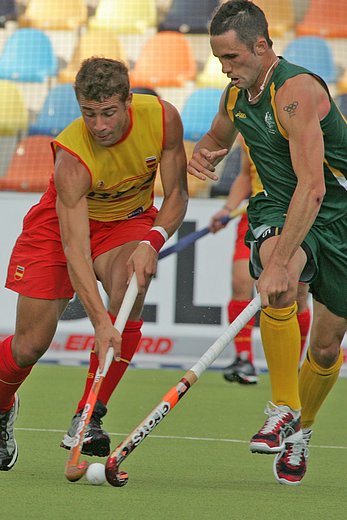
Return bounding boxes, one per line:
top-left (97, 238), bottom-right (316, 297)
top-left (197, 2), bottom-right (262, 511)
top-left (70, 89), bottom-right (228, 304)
top-left (273, 429), bottom-right (312, 485)
top-left (250, 401), bottom-right (302, 454)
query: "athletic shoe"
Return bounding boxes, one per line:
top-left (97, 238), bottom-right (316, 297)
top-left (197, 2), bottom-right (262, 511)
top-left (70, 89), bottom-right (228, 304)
top-left (60, 400), bottom-right (110, 457)
top-left (223, 352), bottom-right (259, 385)
top-left (0, 393), bottom-right (19, 471)
top-left (273, 429), bottom-right (312, 485)
top-left (250, 401), bottom-right (302, 454)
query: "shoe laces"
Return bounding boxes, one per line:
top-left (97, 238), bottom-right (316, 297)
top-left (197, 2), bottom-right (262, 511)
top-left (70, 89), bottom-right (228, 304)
top-left (260, 402), bottom-right (293, 434)
top-left (285, 433), bottom-right (310, 467)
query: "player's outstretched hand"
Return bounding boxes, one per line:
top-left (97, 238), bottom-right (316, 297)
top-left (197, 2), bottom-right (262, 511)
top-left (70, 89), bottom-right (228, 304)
top-left (187, 148), bottom-right (228, 181)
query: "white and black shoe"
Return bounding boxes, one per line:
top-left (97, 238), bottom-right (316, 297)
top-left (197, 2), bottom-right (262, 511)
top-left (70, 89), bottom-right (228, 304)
top-left (60, 400), bottom-right (110, 457)
top-left (223, 352), bottom-right (259, 385)
top-left (0, 393), bottom-right (19, 471)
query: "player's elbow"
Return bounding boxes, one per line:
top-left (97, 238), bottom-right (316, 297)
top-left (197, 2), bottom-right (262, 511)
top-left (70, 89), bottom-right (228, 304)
top-left (63, 243), bottom-right (91, 266)
top-left (309, 183), bottom-right (326, 208)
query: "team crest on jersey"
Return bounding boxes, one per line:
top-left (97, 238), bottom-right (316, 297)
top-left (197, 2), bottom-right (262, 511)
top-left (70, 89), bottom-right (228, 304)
top-left (145, 155), bottom-right (157, 169)
top-left (235, 111), bottom-right (247, 119)
top-left (96, 180), bottom-right (105, 188)
top-left (14, 265), bottom-right (25, 280)
top-left (265, 112), bottom-right (276, 134)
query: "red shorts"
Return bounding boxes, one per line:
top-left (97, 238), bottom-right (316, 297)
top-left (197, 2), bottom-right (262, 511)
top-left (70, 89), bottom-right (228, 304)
top-left (233, 212), bottom-right (250, 262)
top-left (6, 188), bottom-right (158, 300)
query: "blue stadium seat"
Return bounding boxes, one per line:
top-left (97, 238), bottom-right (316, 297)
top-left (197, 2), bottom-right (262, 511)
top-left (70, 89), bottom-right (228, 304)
top-left (283, 36), bottom-right (338, 84)
top-left (181, 88), bottom-right (222, 141)
top-left (29, 84), bottom-right (81, 136)
top-left (158, 0), bottom-right (219, 34)
top-left (0, 28), bottom-right (57, 82)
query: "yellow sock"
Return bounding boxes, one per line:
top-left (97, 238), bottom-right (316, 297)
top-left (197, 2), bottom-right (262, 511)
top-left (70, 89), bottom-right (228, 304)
top-left (260, 303), bottom-right (301, 410)
top-left (299, 347), bottom-right (343, 429)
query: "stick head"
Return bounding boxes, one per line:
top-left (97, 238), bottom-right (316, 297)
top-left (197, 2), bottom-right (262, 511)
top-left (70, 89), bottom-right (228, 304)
top-left (105, 457), bottom-right (129, 487)
top-left (64, 460), bottom-right (89, 482)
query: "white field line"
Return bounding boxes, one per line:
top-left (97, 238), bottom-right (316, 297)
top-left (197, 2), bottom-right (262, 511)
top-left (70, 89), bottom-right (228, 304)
top-left (15, 427), bottom-right (347, 450)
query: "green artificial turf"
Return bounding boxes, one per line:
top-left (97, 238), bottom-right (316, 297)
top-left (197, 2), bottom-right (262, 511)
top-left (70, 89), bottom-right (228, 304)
top-left (2, 365), bottom-right (347, 520)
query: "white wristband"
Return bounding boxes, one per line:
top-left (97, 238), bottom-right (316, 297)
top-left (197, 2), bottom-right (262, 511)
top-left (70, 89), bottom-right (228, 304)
top-left (151, 226), bottom-right (169, 241)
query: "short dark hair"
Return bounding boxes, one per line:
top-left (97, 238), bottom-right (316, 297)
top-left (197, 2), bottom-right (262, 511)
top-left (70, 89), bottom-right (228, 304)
top-left (74, 57), bottom-right (130, 103)
top-left (209, 0), bottom-right (273, 50)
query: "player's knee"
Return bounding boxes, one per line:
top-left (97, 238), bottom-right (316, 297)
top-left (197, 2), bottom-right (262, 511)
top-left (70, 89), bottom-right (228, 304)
top-left (308, 341), bottom-right (341, 369)
top-left (12, 336), bottom-right (50, 367)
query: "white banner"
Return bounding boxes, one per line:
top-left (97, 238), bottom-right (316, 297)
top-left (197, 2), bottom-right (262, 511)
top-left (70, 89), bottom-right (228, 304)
top-left (0, 192), bottom-right (346, 375)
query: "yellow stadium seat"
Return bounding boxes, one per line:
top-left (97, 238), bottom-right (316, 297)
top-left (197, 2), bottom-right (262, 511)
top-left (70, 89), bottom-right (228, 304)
top-left (337, 69), bottom-right (347, 95)
top-left (89, 0), bottom-right (157, 34)
top-left (256, 0), bottom-right (295, 37)
top-left (19, 0), bottom-right (88, 31)
top-left (196, 53), bottom-right (230, 89)
top-left (59, 30), bottom-right (128, 83)
top-left (0, 80), bottom-right (28, 136)
top-left (130, 31), bottom-right (197, 88)
top-left (0, 135), bottom-right (53, 192)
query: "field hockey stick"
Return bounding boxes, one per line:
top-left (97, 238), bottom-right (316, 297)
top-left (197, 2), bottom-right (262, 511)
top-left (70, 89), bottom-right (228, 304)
top-left (158, 204), bottom-right (248, 260)
top-left (105, 293), bottom-right (261, 487)
top-left (64, 273), bottom-right (139, 482)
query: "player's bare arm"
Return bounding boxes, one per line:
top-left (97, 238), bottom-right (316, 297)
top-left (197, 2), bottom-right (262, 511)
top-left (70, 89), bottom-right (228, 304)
top-left (257, 75), bottom-right (328, 305)
top-left (153, 100), bottom-right (188, 236)
top-left (127, 100), bottom-right (188, 289)
top-left (188, 89), bottom-right (239, 181)
top-left (55, 148), bottom-right (121, 369)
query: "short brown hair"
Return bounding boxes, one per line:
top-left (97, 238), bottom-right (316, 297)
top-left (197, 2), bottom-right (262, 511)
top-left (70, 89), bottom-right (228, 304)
top-left (74, 57), bottom-right (130, 103)
top-left (210, 0), bottom-right (272, 50)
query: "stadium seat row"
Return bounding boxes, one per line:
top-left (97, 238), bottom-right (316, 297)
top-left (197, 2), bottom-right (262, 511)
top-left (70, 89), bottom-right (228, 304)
top-left (0, 86), bottom-right (346, 196)
top-left (2, 1), bottom-right (347, 39)
top-left (0, 27), bottom-right (343, 89)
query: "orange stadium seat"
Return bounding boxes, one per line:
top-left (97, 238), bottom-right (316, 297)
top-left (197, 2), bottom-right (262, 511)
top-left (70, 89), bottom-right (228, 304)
top-left (0, 135), bottom-right (53, 192)
top-left (19, 0), bottom-right (88, 31)
top-left (296, 0), bottom-right (347, 38)
top-left (89, 0), bottom-right (157, 34)
top-left (130, 31), bottom-right (197, 88)
top-left (256, 0), bottom-right (295, 37)
top-left (59, 29), bottom-right (128, 83)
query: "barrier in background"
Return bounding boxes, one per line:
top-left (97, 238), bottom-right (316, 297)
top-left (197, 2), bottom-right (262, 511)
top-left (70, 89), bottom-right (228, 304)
top-left (0, 192), bottom-right (346, 374)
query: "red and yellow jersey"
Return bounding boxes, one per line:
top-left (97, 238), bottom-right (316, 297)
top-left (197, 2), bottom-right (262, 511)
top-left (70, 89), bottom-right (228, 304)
top-left (52, 93), bottom-right (165, 222)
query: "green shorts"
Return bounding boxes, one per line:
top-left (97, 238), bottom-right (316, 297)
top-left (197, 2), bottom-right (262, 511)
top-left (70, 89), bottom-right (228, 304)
top-left (246, 208), bottom-right (347, 319)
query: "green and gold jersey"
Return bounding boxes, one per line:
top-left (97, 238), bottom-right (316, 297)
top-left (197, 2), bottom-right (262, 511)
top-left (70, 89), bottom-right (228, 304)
top-left (225, 58), bottom-right (347, 226)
